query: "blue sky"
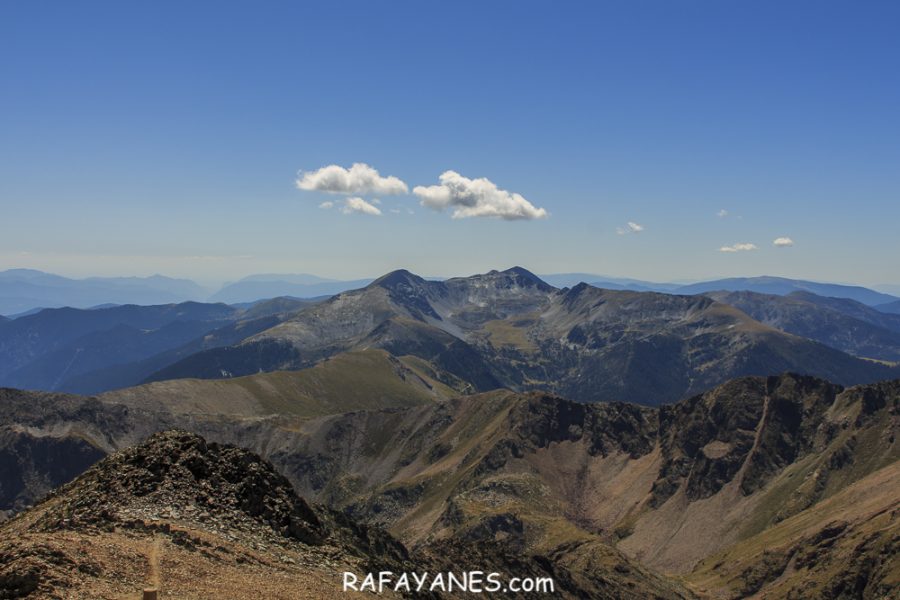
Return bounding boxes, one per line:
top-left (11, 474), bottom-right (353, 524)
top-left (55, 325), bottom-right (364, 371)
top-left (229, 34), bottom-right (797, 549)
top-left (2, 1), bottom-right (898, 286)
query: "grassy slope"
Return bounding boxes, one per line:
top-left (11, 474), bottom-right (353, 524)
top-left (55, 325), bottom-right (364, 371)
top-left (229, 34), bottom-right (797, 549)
top-left (265, 378), bottom-right (897, 595)
top-left (103, 349), bottom-right (449, 417)
top-left (687, 461), bottom-right (900, 599)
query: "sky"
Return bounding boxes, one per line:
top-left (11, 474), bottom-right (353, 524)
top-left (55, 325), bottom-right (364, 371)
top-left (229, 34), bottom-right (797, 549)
top-left (2, 1), bottom-right (899, 287)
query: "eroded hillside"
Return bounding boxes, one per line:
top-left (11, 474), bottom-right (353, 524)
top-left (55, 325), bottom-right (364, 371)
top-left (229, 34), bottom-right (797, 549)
top-left (1, 372), bottom-right (896, 598)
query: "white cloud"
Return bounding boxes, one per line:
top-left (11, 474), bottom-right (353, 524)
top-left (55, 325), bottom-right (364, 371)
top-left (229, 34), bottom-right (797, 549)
top-left (340, 197), bottom-right (382, 216)
top-left (616, 221), bottom-right (644, 235)
top-left (717, 209), bottom-right (728, 218)
top-left (413, 171), bottom-right (548, 220)
top-left (318, 201), bottom-right (334, 209)
top-left (719, 243), bottom-right (758, 253)
top-left (773, 237), bottom-right (794, 247)
top-left (296, 163), bottom-right (408, 196)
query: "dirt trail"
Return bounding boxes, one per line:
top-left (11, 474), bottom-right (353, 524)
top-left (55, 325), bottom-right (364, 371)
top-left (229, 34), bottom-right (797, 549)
top-left (114, 536), bottom-right (162, 600)
top-left (149, 535), bottom-right (162, 590)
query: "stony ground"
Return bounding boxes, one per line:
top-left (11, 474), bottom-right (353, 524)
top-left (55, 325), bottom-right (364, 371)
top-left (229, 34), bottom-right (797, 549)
top-left (0, 527), bottom-right (370, 599)
top-left (0, 430), bottom-right (410, 599)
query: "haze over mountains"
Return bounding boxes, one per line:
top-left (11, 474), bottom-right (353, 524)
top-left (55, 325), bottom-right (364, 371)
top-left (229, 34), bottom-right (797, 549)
top-left (0, 269), bottom-right (208, 315)
top-left (0, 297), bottom-right (314, 395)
top-left (2, 268), bottom-right (898, 316)
top-left (208, 273), bottom-right (374, 305)
top-left (2, 267), bottom-right (899, 403)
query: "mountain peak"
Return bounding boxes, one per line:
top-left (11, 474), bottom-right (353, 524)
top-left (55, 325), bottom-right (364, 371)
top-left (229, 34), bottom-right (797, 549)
top-left (497, 266), bottom-right (555, 291)
top-left (369, 269), bottom-right (427, 290)
top-left (503, 266), bottom-right (547, 281)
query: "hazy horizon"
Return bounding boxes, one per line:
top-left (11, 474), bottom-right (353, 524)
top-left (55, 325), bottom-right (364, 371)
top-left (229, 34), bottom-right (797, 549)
top-left (3, 2), bottom-right (899, 288)
top-left (1, 264), bottom-right (898, 295)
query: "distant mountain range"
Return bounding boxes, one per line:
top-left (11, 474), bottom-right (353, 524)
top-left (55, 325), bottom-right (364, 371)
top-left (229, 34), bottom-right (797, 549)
top-left (208, 274), bottom-right (373, 304)
top-left (1, 269), bottom-right (898, 598)
top-left (538, 273), bottom-right (683, 292)
top-left (877, 299), bottom-right (900, 314)
top-left (3, 268), bottom-right (897, 316)
top-left (0, 269), bottom-right (209, 315)
top-left (675, 276), bottom-right (899, 306)
top-left (4, 267), bottom-right (898, 403)
top-left (0, 297), bottom-right (314, 395)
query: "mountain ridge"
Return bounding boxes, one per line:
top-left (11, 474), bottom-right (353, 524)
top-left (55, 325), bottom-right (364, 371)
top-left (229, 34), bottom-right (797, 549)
top-left (0, 371), bottom-right (895, 598)
top-left (147, 269), bottom-right (898, 405)
top-left (3, 268), bottom-right (899, 402)
top-left (0, 429), bottom-right (693, 598)
top-left (4, 268), bottom-right (898, 317)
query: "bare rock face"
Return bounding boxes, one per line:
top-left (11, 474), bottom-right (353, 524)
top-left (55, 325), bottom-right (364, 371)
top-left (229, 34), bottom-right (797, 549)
top-left (650, 374), bottom-right (845, 507)
top-left (0, 430), bottom-right (105, 514)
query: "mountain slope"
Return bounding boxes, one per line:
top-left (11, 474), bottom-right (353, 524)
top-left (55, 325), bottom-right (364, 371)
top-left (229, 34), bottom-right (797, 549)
top-left (0, 373), bottom-right (895, 598)
top-left (687, 461), bottom-right (899, 599)
top-left (144, 269), bottom-right (898, 405)
top-left (514, 284), bottom-right (896, 402)
top-left (5, 268), bottom-right (896, 405)
top-left (0, 302), bottom-right (238, 384)
top-left (143, 268), bottom-right (551, 392)
top-left (877, 299), bottom-right (900, 314)
top-left (0, 430), bottom-right (691, 599)
top-left (105, 349), bottom-right (457, 417)
top-left (248, 375), bottom-right (896, 576)
top-left (787, 290), bottom-right (900, 332)
top-left (0, 349), bottom-right (460, 512)
top-left (61, 313), bottom-right (291, 394)
top-left (1, 319), bottom-right (226, 392)
top-left (0, 298), bottom-right (325, 395)
top-left (706, 290), bottom-right (900, 361)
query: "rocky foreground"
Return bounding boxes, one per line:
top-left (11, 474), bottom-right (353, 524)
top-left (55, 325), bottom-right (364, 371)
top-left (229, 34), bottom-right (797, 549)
top-left (1, 373), bottom-right (898, 598)
top-left (0, 430), bottom-right (692, 599)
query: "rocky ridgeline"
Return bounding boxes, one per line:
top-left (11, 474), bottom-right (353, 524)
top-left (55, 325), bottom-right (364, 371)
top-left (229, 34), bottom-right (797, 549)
top-left (1, 430), bottom-right (422, 598)
top-left (34, 430), bottom-right (327, 546)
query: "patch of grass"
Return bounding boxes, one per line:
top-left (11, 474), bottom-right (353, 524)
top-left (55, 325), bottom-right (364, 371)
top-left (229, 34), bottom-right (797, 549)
top-left (688, 462), bottom-right (900, 599)
top-left (109, 349), bottom-right (441, 418)
top-left (482, 318), bottom-right (538, 352)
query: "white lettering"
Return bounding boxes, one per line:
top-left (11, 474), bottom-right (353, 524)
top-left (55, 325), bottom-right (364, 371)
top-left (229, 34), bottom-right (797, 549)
top-left (342, 572), bottom-right (358, 591)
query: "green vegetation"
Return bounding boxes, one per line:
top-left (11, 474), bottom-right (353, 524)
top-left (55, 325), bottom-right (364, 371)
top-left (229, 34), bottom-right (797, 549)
top-left (104, 349), bottom-right (446, 417)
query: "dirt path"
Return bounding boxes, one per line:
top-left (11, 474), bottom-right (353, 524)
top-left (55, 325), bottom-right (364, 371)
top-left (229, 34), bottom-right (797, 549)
top-left (114, 535), bottom-right (162, 600)
top-left (149, 535), bottom-right (162, 590)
